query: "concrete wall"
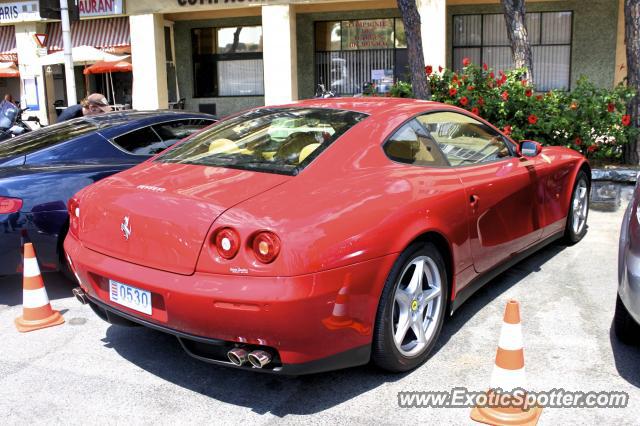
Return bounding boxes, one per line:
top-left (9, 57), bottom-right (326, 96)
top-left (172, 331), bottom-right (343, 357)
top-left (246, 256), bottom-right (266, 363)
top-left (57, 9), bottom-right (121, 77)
top-left (173, 15), bottom-right (264, 117)
top-left (447, 0), bottom-right (620, 89)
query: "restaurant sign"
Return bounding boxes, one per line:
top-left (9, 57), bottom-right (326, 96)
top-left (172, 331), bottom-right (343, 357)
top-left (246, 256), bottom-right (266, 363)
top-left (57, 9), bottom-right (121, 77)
top-left (78, 0), bottom-right (124, 17)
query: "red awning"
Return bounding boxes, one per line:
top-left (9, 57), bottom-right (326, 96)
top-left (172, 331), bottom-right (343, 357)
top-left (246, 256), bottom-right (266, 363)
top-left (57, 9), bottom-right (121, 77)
top-left (0, 26), bottom-right (17, 62)
top-left (46, 17), bottom-right (130, 52)
top-left (83, 58), bottom-right (131, 75)
top-left (0, 62), bottom-right (19, 78)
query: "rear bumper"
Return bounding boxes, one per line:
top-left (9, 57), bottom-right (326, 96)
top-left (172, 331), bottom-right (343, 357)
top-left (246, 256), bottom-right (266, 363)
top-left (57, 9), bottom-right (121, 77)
top-left (618, 203), bottom-right (640, 325)
top-left (64, 232), bottom-right (396, 374)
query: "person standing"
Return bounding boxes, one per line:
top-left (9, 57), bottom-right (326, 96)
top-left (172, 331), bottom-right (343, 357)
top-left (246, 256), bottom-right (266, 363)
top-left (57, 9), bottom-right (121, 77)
top-left (57, 93), bottom-right (112, 123)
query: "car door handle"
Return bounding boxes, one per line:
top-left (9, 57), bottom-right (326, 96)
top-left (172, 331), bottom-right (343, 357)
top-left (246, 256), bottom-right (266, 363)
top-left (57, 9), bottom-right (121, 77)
top-left (469, 194), bottom-right (480, 207)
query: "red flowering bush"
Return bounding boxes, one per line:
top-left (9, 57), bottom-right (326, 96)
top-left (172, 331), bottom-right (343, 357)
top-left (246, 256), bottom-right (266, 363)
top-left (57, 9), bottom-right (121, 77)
top-left (388, 59), bottom-right (638, 160)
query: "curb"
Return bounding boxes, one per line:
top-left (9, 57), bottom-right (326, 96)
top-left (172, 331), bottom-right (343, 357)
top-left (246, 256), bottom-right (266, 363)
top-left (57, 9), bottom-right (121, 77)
top-left (592, 168), bottom-right (638, 183)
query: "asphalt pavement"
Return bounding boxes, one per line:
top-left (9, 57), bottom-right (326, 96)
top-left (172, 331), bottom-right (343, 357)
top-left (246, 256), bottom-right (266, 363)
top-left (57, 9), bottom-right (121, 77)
top-left (0, 184), bottom-right (638, 425)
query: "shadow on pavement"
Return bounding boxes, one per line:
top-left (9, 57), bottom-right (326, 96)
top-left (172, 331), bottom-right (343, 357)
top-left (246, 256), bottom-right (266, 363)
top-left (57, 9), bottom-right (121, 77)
top-left (0, 272), bottom-right (75, 307)
top-left (100, 241), bottom-right (567, 416)
top-left (609, 326), bottom-right (640, 389)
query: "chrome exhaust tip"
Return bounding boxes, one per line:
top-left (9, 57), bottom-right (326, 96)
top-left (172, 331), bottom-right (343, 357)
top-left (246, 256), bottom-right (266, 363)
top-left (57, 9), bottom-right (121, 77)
top-left (227, 347), bottom-right (249, 366)
top-left (248, 350), bottom-right (272, 368)
top-left (72, 287), bottom-right (89, 305)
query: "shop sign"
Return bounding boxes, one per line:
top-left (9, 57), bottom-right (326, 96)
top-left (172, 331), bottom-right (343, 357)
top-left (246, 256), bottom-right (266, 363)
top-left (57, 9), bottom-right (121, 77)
top-left (342, 19), bottom-right (394, 50)
top-left (176, 0), bottom-right (264, 5)
top-left (78, 0), bottom-right (124, 17)
top-left (0, 1), bottom-right (40, 23)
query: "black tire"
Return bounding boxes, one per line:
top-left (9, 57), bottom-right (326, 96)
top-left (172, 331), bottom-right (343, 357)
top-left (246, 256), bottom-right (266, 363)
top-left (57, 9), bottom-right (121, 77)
top-left (372, 242), bottom-right (448, 372)
top-left (564, 170), bottom-right (590, 244)
top-left (614, 295), bottom-right (640, 345)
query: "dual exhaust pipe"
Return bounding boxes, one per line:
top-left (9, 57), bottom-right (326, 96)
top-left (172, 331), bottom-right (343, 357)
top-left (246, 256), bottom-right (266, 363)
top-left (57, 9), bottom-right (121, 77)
top-left (227, 347), bottom-right (272, 368)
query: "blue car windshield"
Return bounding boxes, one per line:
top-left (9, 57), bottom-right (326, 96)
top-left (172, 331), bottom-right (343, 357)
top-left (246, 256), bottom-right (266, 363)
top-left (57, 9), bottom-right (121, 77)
top-left (0, 120), bottom-right (97, 158)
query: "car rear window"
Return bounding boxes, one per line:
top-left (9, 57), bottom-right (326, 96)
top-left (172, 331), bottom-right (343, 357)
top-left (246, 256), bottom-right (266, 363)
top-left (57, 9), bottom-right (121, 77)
top-left (0, 120), bottom-right (97, 158)
top-left (156, 108), bottom-right (368, 175)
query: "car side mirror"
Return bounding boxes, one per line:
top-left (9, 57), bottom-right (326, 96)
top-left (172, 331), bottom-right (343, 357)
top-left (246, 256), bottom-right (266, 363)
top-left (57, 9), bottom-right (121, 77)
top-left (519, 140), bottom-right (542, 157)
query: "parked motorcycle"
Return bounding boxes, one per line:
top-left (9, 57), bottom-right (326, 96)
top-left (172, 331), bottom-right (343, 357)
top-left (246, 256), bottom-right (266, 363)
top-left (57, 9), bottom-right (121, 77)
top-left (0, 101), bottom-right (41, 142)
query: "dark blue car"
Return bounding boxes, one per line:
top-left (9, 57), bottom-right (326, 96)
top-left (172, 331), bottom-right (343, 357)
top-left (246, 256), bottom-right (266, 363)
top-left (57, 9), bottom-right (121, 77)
top-left (0, 111), bottom-right (216, 276)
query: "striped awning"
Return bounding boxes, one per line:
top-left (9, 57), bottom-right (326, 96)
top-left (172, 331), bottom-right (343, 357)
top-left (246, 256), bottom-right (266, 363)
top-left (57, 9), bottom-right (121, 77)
top-left (0, 26), bottom-right (17, 62)
top-left (46, 17), bottom-right (130, 52)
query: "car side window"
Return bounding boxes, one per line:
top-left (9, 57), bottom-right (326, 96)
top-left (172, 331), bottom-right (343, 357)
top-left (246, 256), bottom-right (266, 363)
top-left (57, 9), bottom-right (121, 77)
top-left (112, 126), bottom-right (166, 156)
top-left (383, 120), bottom-right (449, 167)
top-left (152, 119), bottom-right (214, 147)
top-left (416, 112), bottom-right (512, 166)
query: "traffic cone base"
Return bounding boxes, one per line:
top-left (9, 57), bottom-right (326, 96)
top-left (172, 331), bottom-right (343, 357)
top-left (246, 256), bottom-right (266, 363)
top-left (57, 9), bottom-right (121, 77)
top-left (471, 396), bottom-right (542, 426)
top-left (15, 309), bottom-right (64, 333)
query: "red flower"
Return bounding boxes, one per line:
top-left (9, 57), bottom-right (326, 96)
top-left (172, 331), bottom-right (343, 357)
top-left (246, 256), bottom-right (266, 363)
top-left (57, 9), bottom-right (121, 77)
top-left (607, 103), bottom-right (615, 113)
top-left (503, 125), bottom-right (512, 136)
top-left (500, 74), bottom-right (507, 84)
top-left (622, 114), bottom-right (632, 126)
top-left (471, 107), bottom-right (479, 115)
top-left (467, 85), bottom-right (475, 91)
top-left (425, 65), bottom-right (433, 75)
top-left (499, 70), bottom-right (505, 76)
top-left (438, 65), bottom-right (443, 73)
top-left (501, 91), bottom-right (509, 101)
top-left (463, 57), bottom-right (471, 67)
top-left (574, 137), bottom-right (582, 146)
top-left (536, 95), bottom-right (544, 101)
top-left (483, 63), bottom-right (488, 71)
top-left (587, 145), bottom-right (598, 153)
top-left (459, 96), bottom-right (469, 106)
top-left (489, 72), bottom-right (495, 79)
top-left (452, 74), bottom-right (459, 82)
top-left (528, 114), bottom-right (538, 125)
top-left (449, 87), bottom-right (458, 97)
top-left (525, 89), bottom-right (533, 97)
top-left (477, 97), bottom-right (485, 106)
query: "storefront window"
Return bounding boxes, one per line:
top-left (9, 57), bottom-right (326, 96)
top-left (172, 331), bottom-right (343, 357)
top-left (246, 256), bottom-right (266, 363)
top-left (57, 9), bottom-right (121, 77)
top-left (192, 25), bottom-right (264, 98)
top-left (452, 12), bottom-right (572, 91)
top-left (314, 19), bottom-right (407, 95)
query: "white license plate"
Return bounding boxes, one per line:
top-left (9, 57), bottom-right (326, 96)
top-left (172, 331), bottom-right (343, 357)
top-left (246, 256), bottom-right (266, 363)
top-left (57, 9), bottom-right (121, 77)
top-left (109, 280), bottom-right (152, 315)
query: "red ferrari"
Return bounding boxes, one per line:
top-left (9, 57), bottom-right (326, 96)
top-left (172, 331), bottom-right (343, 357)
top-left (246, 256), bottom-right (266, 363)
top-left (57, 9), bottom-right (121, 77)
top-left (65, 98), bottom-right (590, 374)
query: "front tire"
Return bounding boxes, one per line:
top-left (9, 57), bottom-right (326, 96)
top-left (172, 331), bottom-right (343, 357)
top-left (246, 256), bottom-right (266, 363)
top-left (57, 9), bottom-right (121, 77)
top-left (564, 170), bottom-right (590, 244)
top-left (372, 242), bottom-right (448, 372)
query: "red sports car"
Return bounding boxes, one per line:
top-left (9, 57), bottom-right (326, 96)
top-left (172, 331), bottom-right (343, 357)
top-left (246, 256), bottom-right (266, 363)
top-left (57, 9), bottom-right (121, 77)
top-left (65, 98), bottom-right (590, 374)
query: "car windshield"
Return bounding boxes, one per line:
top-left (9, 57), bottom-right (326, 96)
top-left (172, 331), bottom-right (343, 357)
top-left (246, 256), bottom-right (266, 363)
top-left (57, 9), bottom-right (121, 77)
top-left (0, 120), bottom-right (97, 158)
top-left (156, 107), bottom-right (368, 175)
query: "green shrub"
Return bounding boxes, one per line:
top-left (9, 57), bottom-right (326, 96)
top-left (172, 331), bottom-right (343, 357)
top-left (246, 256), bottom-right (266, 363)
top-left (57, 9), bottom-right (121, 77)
top-left (388, 61), bottom-right (637, 160)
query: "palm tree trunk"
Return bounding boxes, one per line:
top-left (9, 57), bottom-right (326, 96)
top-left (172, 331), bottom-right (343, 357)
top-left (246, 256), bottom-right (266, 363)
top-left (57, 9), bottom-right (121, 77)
top-left (397, 0), bottom-right (430, 100)
top-left (501, 0), bottom-right (534, 85)
top-left (625, 0), bottom-right (640, 164)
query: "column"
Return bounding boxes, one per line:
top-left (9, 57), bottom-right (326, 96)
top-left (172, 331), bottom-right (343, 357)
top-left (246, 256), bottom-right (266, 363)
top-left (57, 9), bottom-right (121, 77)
top-left (14, 22), bottom-right (49, 124)
top-left (262, 4), bottom-right (298, 105)
top-left (129, 14), bottom-right (168, 110)
top-left (417, 0), bottom-right (446, 71)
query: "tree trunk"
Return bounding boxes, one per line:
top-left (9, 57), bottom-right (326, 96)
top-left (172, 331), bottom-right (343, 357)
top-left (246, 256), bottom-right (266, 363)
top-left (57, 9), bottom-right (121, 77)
top-left (625, 0), bottom-right (640, 165)
top-left (501, 0), bottom-right (534, 85)
top-left (397, 0), bottom-right (430, 100)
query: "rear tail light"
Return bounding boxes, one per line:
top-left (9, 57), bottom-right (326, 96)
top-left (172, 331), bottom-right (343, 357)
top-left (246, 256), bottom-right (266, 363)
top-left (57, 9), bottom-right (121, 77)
top-left (252, 231), bottom-right (281, 264)
top-left (68, 197), bottom-right (80, 237)
top-left (214, 227), bottom-right (240, 259)
top-left (0, 196), bottom-right (22, 214)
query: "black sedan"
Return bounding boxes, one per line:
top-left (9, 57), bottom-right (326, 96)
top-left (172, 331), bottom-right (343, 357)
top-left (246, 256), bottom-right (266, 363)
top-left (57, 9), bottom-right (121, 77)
top-left (0, 111), bottom-right (215, 276)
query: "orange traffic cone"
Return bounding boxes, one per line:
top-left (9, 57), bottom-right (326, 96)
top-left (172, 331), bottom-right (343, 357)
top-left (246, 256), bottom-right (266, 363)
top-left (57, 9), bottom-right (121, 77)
top-left (14, 243), bottom-right (65, 332)
top-left (322, 285), bottom-right (371, 335)
top-left (471, 300), bottom-right (542, 426)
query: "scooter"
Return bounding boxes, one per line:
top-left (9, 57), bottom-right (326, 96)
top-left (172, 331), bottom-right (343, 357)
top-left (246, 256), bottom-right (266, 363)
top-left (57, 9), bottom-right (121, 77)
top-left (0, 101), bottom-right (40, 141)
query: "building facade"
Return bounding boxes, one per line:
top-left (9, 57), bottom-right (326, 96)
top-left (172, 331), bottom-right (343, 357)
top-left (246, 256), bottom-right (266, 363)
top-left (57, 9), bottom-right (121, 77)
top-left (0, 0), bottom-right (626, 124)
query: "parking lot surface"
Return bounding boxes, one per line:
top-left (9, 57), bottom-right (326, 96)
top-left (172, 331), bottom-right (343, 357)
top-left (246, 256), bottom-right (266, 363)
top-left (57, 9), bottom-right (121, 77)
top-left (1, 184), bottom-right (638, 425)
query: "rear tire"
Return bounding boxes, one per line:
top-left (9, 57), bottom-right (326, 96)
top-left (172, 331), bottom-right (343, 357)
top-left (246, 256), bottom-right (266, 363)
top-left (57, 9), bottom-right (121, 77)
top-left (614, 295), bottom-right (640, 345)
top-left (372, 242), bottom-right (448, 372)
top-left (564, 170), bottom-right (590, 244)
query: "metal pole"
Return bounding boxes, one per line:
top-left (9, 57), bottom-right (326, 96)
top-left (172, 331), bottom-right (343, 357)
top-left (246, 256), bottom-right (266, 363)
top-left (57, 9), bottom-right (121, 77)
top-left (60, 0), bottom-right (76, 106)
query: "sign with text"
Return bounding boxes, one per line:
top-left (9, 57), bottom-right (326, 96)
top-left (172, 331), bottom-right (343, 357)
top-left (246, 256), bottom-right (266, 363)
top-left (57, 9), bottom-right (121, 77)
top-left (0, 1), bottom-right (40, 23)
top-left (342, 19), bottom-right (395, 50)
top-left (79, 0), bottom-right (124, 17)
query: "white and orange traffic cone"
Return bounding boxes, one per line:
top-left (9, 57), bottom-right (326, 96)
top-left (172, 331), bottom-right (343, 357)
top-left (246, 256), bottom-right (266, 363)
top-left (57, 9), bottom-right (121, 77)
top-left (471, 300), bottom-right (542, 426)
top-left (14, 243), bottom-right (65, 333)
top-left (323, 286), bottom-right (354, 329)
